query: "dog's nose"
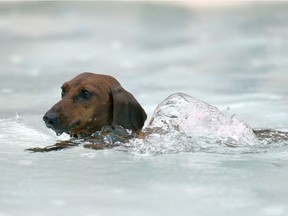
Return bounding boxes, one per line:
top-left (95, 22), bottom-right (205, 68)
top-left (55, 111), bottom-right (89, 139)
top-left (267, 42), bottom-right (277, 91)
top-left (43, 111), bottom-right (59, 128)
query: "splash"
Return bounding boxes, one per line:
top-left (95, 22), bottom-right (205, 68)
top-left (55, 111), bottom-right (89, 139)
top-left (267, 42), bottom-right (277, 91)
top-left (126, 93), bottom-right (259, 155)
top-left (0, 115), bottom-right (69, 149)
top-left (1, 94), bottom-right (287, 154)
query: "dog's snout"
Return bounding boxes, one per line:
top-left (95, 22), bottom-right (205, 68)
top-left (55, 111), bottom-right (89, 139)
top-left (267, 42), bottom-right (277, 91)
top-left (43, 111), bottom-right (59, 128)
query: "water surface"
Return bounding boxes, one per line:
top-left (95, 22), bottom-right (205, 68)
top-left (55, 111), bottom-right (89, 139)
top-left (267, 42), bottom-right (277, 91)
top-left (0, 2), bottom-right (288, 216)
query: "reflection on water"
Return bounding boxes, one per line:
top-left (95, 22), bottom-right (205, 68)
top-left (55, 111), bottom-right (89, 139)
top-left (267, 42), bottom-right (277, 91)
top-left (0, 2), bottom-right (288, 216)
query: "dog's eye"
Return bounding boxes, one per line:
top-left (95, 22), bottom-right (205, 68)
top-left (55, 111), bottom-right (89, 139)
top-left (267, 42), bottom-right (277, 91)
top-left (80, 90), bottom-right (92, 100)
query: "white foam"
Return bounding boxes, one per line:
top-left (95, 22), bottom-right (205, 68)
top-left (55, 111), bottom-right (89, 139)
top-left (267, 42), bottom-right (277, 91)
top-left (0, 116), bottom-right (69, 148)
top-left (127, 93), bottom-right (258, 155)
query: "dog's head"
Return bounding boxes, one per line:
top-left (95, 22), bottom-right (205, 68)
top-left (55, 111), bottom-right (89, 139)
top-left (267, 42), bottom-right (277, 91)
top-left (43, 72), bottom-right (147, 137)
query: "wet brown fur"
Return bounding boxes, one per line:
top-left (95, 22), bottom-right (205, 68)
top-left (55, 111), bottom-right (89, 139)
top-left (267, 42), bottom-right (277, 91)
top-left (43, 72), bottom-right (147, 137)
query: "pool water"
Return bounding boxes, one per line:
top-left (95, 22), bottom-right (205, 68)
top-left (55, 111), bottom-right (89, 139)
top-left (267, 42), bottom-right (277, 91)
top-left (0, 2), bottom-right (288, 216)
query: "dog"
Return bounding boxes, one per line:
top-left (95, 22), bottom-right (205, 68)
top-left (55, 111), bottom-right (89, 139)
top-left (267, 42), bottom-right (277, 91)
top-left (27, 72), bottom-right (147, 152)
top-left (27, 72), bottom-right (287, 152)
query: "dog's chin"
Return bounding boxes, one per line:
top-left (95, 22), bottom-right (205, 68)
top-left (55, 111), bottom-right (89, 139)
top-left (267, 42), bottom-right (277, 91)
top-left (55, 131), bottom-right (64, 136)
top-left (47, 120), bottom-right (81, 138)
top-left (49, 126), bottom-right (69, 136)
top-left (68, 130), bottom-right (93, 139)
top-left (49, 125), bottom-right (95, 138)
top-left (46, 126), bottom-right (64, 136)
top-left (52, 129), bottom-right (66, 136)
top-left (54, 128), bottom-right (82, 137)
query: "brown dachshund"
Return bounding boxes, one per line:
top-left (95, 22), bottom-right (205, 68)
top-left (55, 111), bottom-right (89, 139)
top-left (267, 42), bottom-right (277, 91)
top-left (28, 72), bottom-right (147, 152)
top-left (27, 72), bottom-right (288, 152)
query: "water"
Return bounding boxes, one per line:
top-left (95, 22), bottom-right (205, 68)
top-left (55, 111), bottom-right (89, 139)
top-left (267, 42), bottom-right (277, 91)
top-left (1, 2), bottom-right (288, 216)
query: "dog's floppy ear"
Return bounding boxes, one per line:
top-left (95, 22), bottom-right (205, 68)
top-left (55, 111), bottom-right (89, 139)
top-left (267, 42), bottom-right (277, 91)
top-left (111, 85), bottom-right (147, 131)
